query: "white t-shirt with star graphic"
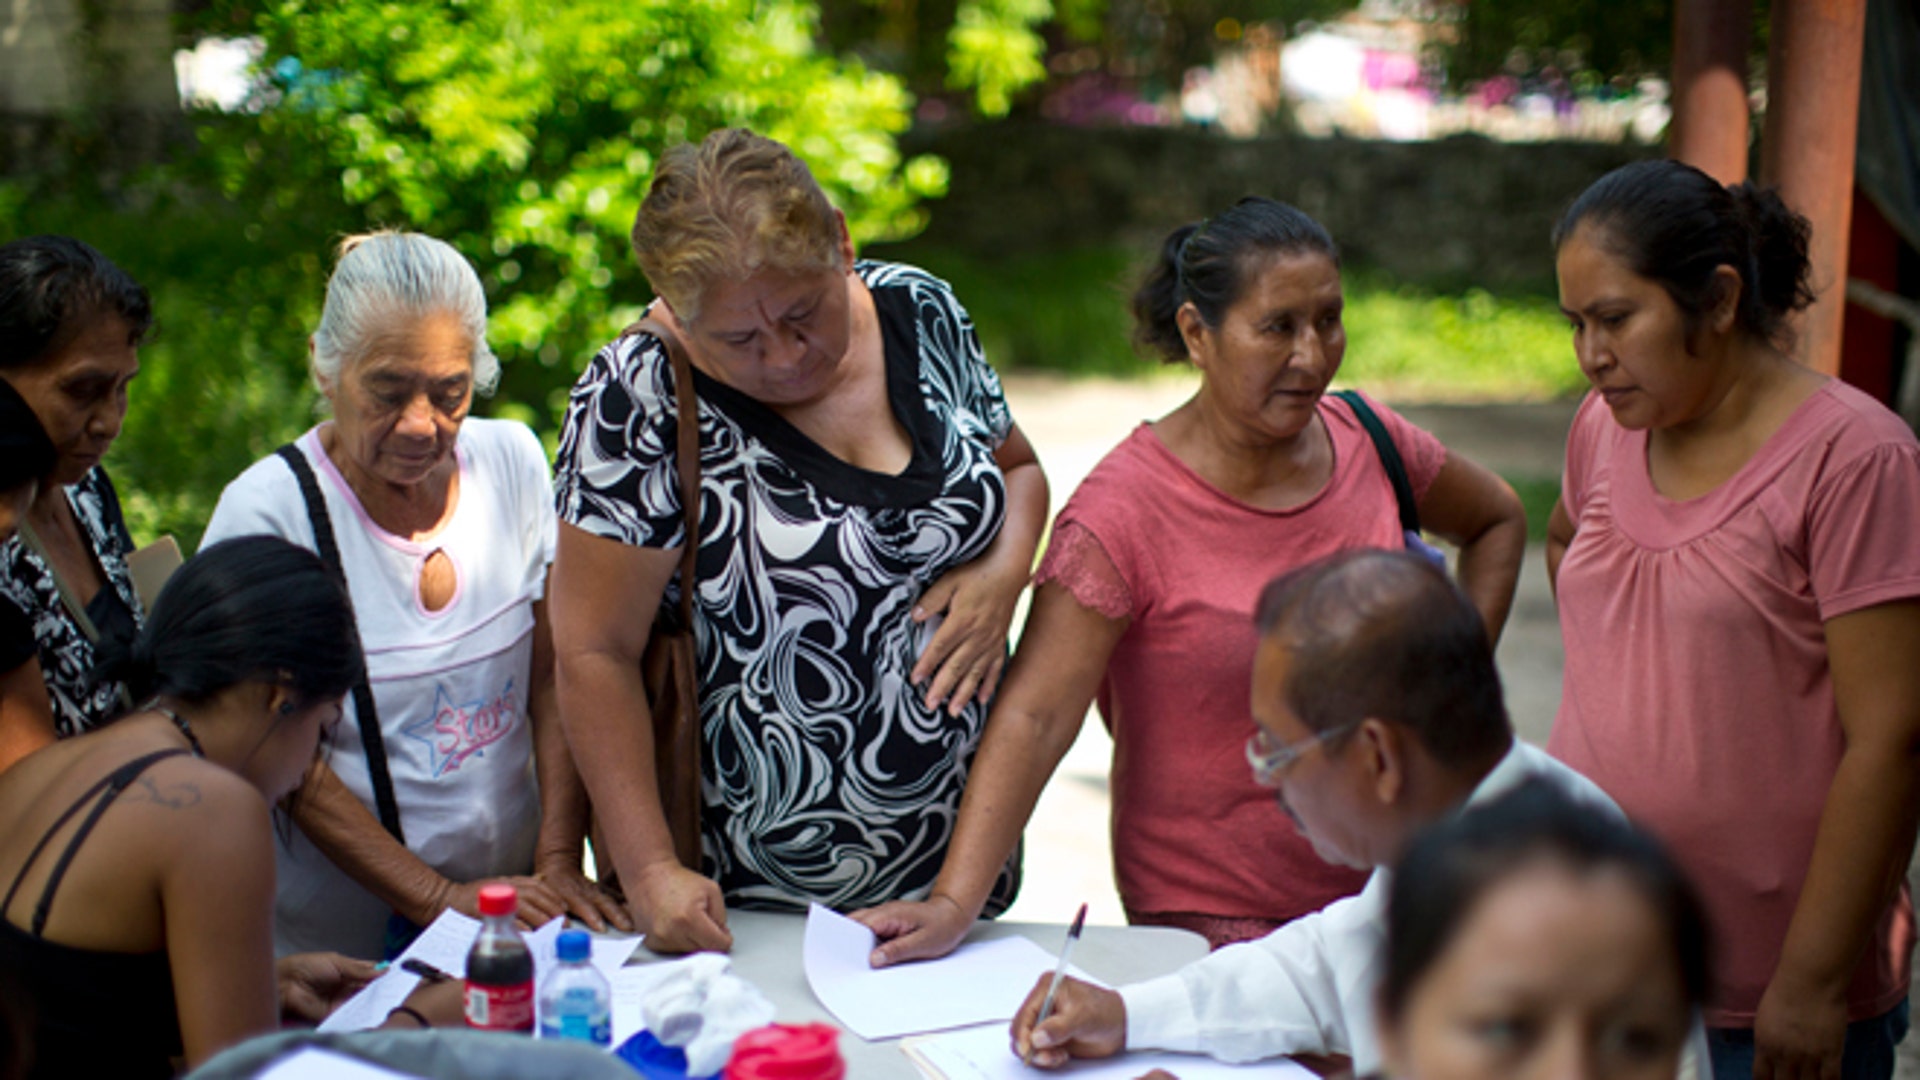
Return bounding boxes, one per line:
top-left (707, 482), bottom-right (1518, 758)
top-left (203, 417), bottom-right (553, 957)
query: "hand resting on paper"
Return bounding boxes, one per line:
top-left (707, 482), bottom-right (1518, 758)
top-left (435, 875), bottom-right (575, 930)
top-left (634, 860), bottom-right (733, 954)
top-left (850, 893), bottom-right (974, 967)
top-left (1011, 973), bottom-right (1126, 1068)
top-left (277, 952), bottom-right (381, 1024)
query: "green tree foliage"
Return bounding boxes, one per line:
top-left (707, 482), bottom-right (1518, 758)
top-left (947, 0), bottom-right (1052, 115)
top-left (815, 0), bottom-right (1050, 116)
top-left (4, 0), bottom-right (958, 549)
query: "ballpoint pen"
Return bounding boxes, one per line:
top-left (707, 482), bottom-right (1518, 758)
top-left (1024, 902), bottom-right (1088, 1066)
top-left (400, 957), bottom-right (454, 983)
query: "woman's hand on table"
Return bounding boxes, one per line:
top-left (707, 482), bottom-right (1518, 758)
top-left (850, 893), bottom-right (974, 967)
top-left (434, 875), bottom-right (573, 930)
top-left (633, 861), bottom-right (732, 954)
top-left (535, 856), bottom-right (636, 933)
top-left (910, 556), bottom-right (1026, 717)
top-left (1011, 974), bottom-right (1125, 1068)
top-left (276, 952), bottom-right (380, 1024)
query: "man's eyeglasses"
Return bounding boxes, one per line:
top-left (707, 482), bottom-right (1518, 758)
top-left (1245, 721), bottom-right (1358, 788)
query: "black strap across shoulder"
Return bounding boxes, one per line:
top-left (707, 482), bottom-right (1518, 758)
top-left (276, 444), bottom-right (406, 844)
top-left (2, 748), bottom-right (190, 937)
top-left (1333, 390), bottom-right (1421, 534)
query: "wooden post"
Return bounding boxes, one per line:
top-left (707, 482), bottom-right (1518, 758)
top-left (1760, 0), bottom-right (1869, 374)
top-left (1670, 0), bottom-right (1754, 184)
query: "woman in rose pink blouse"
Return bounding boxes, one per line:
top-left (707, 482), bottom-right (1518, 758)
top-left (1545, 160), bottom-right (1920, 1080)
top-left (855, 197), bottom-right (1526, 960)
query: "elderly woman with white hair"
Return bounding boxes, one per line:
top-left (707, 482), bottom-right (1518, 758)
top-left (202, 232), bottom-right (627, 959)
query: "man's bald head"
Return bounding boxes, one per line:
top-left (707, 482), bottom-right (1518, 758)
top-left (1255, 549), bottom-right (1511, 769)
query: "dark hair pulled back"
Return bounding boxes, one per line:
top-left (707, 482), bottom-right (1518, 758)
top-left (0, 378), bottom-right (55, 491)
top-left (1132, 196), bottom-right (1338, 364)
top-left (92, 536), bottom-right (364, 713)
top-left (0, 235), bottom-right (153, 371)
top-left (1380, 779), bottom-right (1711, 1023)
top-left (1553, 159), bottom-right (1815, 350)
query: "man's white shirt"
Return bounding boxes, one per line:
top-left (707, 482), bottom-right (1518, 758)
top-left (1117, 739), bottom-right (1620, 1076)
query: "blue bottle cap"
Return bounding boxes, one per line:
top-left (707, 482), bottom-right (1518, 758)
top-left (556, 928), bottom-right (591, 963)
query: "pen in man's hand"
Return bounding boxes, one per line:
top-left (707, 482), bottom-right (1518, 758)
top-left (400, 958), bottom-right (453, 984)
top-left (1024, 902), bottom-right (1088, 1066)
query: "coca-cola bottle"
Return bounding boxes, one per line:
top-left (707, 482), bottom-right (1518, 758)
top-left (463, 883), bottom-right (534, 1032)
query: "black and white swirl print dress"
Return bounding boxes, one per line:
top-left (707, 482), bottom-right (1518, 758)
top-left (555, 261), bottom-right (1021, 913)
top-left (0, 467), bottom-right (142, 737)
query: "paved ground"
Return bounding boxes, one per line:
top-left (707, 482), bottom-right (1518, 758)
top-left (999, 374), bottom-right (1918, 1073)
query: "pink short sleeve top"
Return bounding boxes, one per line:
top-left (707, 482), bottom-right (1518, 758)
top-left (1036, 391), bottom-right (1446, 920)
top-left (1548, 381), bottom-right (1920, 1025)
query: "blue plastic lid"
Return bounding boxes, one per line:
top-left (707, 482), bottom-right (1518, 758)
top-left (615, 1030), bottom-right (718, 1080)
top-left (557, 928), bottom-right (591, 963)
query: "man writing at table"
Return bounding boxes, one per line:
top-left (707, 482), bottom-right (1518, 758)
top-left (1011, 549), bottom-right (1618, 1074)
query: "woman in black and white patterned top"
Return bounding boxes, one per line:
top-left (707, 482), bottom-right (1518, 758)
top-left (0, 236), bottom-right (152, 770)
top-left (552, 129), bottom-right (1048, 952)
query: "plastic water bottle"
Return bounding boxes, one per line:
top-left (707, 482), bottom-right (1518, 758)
top-left (464, 883), bottom-right (534, 1032)
top-left (539, 928), bottom-right (611, 1046)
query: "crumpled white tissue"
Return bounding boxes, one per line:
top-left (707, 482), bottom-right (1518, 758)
top-left (638, 953), bottom-right (778, 1077)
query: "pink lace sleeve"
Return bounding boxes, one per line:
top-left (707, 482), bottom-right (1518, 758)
top-left (1034, 520), bottom-right (1133, 620)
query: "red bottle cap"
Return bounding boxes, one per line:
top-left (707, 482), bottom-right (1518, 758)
top-left (476, 883), bottom-right (518, 917)
top-left (724, 1023), bottom-right (844, 1080)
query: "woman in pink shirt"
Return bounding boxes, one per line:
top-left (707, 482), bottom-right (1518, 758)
top-left (1545, 160), bottom-right (1920, 1080)
top-left (857, 196), bottom-right (1526, 960)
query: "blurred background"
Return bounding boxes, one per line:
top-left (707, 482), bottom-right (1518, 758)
top-left (5, 0), bottom-right (1853, 550)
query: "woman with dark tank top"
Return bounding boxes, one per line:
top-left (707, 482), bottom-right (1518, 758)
top-left (0, 536), bottom-right (459, 1076)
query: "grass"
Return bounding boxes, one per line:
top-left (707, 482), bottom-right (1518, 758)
top-left (869, 242), bottom-right (1589, 404)
top-left (1507, 475), bottom-right (1564, 543)
top-left (1340, 276), bottom-right (1588, 403)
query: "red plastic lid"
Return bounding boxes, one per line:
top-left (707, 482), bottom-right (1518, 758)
top-left (476, 883), bottom-right (518, 917)
top-left (724, 1023), bottom-right (844, 1080)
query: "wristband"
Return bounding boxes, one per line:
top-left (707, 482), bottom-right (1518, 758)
top-left (387, 1004), bottom-right (431, 1028)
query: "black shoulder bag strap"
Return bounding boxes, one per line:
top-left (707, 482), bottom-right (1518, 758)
top-left (1332, 389), bottom-right (1420, 535)
top-left (275, 444), bottom-right (407, 845)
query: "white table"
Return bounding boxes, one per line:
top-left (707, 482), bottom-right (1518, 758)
top-left (626, 911), bottom-right (1209, 1078)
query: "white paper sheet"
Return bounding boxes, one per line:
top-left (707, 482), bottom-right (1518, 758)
top-left (803, 904), bottom-right (1098, 1041)
top-left (900, 1022), bottom-right (1318, 1080)
top-left (527, 922), bottom-right (641, 983)
top-left (254, 1046), bottom-right (426, 1079)
top-left (319, 910), bottom-right (640, 1033)
top-left (318, 910), bottom-right (481, 1033)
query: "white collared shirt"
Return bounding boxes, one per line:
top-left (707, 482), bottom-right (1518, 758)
top-left (1118, 739), bottom-right (1619, 1075)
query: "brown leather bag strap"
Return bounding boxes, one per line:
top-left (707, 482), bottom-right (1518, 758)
top-left (627, 315), bottom-right (700, 626)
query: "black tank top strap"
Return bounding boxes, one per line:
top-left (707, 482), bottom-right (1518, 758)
top-left (0, 748), bottom-right (192, 937)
